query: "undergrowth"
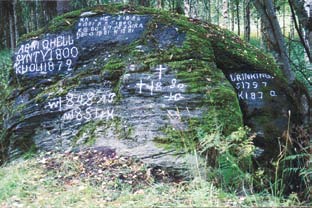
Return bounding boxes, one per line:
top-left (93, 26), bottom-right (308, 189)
top-left (0, 49), bottom-right (12, 164)
top-left (0, 151), bottom-right (306, 207)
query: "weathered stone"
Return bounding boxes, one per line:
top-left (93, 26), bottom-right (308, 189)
top-left (2, 5), bottom-right (310, 171)
top-left (202, 23), bottom-right (311, 161)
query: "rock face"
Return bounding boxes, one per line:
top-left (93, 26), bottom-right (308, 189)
top-left (202, 23), bottom-right (311, 160)
top-left (2, 5), bottom-right (310, 168)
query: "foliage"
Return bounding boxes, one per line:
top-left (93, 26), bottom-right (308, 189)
top-left (0, 49), bottom-right (12, 163)
top-left (287, 38), bottom-right (312, 92)
top-left (0, 49), bottom-right (10, 86)
top-left (199, 127), bottom-right (255, 191)
top-left (277, 125), bottom-right (312, 202)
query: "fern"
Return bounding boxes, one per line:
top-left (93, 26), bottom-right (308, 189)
top-left (199, 127), bottom-right (254, 191)
top-left (218, 153), bottom-right (245, 189)
top-left (283, 153), bottom-right (310, 161)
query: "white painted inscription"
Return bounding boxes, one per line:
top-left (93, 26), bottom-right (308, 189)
top-left (76, 15), bottom-right (148, 40)
top-left (14, 34), bottom-right (79, 76)
top-left (229, 72), bottom-right (277, 101)
top-left (44, 86), bottom-right (116, 122)
top-left (135, 65), bottom-right (186, 101)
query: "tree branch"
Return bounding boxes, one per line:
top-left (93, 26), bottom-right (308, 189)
top-left (288, 0), bottom-right (312, 62)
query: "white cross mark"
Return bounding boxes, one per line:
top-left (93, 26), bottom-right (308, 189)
top-left (155, 65), bottom-right (167, 80)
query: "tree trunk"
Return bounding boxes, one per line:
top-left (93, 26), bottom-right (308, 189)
top-left (184, 0), bottom-right (191, 17)
top-left (57, 0), bottom-right (70, 15)
top-left (222, 0), bottom-right (228, 28)
top-left (9, 8), bottom-right (15, 49)
top-left (289, 0), bottom-right (312, 62)
top-left (1, 1), bottom-right (12, 49)
top-left (13, 0), bottom-right (18, 45)
top-left (175, 0), bottom-right (184, 14)
top-left (289, 14), bottom-right (294, 57)
top-left (288, 0), bottom-right (312, 62)
top-left (208, 0), bottom-right (212, 22)
top-left (0, 1), bottom-right (4, 48)
top-left (244, 0), bottom-right (251, 41)
top-left (236, 0), bottom-right (240, 36)
top-left (157, 0), bottom-right (162, 8)
top-left (193, 0), bottom-right (199, 17)
top-left (252, 0), bottom-right (294, 83)
top-left (35, 0), bottom-right (40, 30)
top-left (5, 24), bottom-right (10, 49)
top-left (7, 1), bottom-right (15, 50)
top-left (139, 0), bottom-right (150, 7)
top-left (216, 0), bottom-right (220, 25)
top-left (282, 1), bottom-right (286, 35)
top-left (231, 1), bottom-right (235, 32)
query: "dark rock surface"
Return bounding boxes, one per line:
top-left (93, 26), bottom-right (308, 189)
top-left (202, 23), bottom-right (311, 160)
top-left (2, 5), bottom-right (310, 170)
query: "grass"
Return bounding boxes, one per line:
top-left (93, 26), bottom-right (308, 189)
top-left (0, 153), bottom-right (306, 207)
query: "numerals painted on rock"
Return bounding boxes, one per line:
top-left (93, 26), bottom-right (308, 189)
top-left (14, 34), bottom-right (79, 76)
top-left (164, 92), bottom-right (184, 101)
top-left (44, 87), bottom-right (116, 122)
top-left (63, 107), bottom-right (114, 121)
top-left (229, 72), bottom-right (277, 101)
top-left (135, 65), bottom-right (186, 101)
top-left (136, 80), bottom-right (163, 95)
top-left (235, 81), bottom-right (267, 89)
top-left (76, 15), bottom-right (147, 39)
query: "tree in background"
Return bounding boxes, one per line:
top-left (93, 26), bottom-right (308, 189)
top-left (57, 0), bottom-right (71, 15)
top-left (0, 1), bottom-right (17, 49)
top-left (288, 0), bottom-right (312, 62)
top-left (244, 0), bottom-right (251, 41)
top-left (252, 0), bottom-right (294, 82)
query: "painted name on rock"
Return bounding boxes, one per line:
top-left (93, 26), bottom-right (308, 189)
top-left (13, 34), bottom-right (78, 76)
top-left (13, 14), bottom-right (151, 78)
top-left (228, 72), bottom-right (277, 104)
top-left (76, 14), bottom-right (150, 43)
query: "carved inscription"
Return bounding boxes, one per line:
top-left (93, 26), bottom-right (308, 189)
top-left (135, 65), bottom-right (186, 101)
top-left (229, 72), bottom-right (277, 101)
top-left (44, 84), bottom-right (116, 122)
top-left (76, 14), bottom-right (150, 42)
top-left (13, 34), bottom-right (79, 76)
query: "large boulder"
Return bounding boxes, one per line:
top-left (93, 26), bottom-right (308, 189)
top-left (2, 5), bottom-right (310, 169)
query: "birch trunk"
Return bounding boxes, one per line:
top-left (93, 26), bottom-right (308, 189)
top-left (222, 0), bottom-right (228, 28)
top-left (231, 1), bottom-right (235, 32)
top-left (207, 0), bottom-right (212, 22)
top-left (184, 0), bottom-right (190, 17)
